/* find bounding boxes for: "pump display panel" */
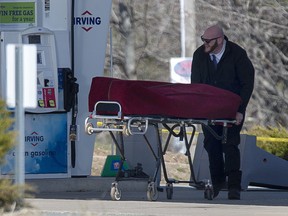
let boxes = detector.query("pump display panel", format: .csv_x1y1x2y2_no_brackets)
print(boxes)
28,35,41,44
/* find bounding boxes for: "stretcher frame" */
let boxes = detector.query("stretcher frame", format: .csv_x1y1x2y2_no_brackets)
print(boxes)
85,101,236,201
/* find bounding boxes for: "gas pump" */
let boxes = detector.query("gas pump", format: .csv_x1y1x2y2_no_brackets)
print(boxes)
22,27,58,113
0,0,113,178
0,0,72,178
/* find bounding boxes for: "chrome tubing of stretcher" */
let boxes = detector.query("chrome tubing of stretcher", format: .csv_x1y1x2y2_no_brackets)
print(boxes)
86,116,149,135
85,116,125,134
127,117,149,135
90,127,124,133
91,114,122,120
142,117,235,126
84,116,163,135
94,101,122,119
209,119,236,126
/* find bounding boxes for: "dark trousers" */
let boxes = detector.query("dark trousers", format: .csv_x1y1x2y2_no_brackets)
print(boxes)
202,122,243,190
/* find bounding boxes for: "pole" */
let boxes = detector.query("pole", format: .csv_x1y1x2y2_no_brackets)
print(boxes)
110,26,113,78
109,26,115,155
184,0,196,56
180,0,186,57
15,46,25,202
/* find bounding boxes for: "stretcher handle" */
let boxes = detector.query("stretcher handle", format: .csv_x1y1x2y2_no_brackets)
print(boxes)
127,117,149,135
94,101,122,119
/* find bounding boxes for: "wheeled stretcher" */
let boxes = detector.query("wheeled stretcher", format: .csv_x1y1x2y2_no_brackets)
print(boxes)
85,77,241,201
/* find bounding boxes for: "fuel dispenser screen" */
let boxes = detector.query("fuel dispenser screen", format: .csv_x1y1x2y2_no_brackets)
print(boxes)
28,35,41,44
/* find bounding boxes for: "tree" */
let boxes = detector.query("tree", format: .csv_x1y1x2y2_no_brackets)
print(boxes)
107,0,181,81
0,99,17,211
0,100,33,212
194,0,288,128
0,100,15,162
105,0,288,129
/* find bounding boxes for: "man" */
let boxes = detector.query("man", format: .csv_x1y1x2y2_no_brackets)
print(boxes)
191,24,254,200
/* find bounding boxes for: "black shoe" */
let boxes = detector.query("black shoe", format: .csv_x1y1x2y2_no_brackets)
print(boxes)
228,188,241,200
213,183,224,198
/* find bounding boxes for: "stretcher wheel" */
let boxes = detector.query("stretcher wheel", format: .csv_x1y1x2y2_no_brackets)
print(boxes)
147,182,158,201
204,188,213,200
204,180,213,200
110,183,121,201
85,123,93,135
166,183,173,199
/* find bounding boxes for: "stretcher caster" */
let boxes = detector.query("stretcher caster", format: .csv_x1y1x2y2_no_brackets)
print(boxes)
147,182,158,201
204,188,213,200
204,180,213,200
84,123,93,135
110,182,121,201
166,183,173,199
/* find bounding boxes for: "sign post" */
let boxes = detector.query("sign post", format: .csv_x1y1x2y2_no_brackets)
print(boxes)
6,44,37,201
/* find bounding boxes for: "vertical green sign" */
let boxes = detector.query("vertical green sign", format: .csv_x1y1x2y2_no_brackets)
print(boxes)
0,2,35,24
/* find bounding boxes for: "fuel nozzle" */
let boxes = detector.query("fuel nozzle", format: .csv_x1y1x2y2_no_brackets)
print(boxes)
69,125,77,141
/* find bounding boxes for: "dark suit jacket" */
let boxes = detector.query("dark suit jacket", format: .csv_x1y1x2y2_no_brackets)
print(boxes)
191,38,254,114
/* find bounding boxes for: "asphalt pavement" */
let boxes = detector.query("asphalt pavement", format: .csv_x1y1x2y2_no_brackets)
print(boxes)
4,177,288,216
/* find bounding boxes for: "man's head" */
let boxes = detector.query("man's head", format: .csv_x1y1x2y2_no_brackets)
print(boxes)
201,24,224,54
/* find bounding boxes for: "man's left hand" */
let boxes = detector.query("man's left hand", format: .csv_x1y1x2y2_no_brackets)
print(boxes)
235,112,243,125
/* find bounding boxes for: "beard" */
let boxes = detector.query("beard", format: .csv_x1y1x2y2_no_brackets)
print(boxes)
204,40,218,53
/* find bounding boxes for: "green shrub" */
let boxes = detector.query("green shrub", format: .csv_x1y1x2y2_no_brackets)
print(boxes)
245,125,288,160
0,100,34,212
0,100,15,162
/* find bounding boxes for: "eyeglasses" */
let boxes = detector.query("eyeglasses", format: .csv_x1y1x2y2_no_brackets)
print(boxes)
201,35,220,43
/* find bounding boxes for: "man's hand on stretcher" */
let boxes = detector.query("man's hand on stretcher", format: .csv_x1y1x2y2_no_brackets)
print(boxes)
235,112,243,125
